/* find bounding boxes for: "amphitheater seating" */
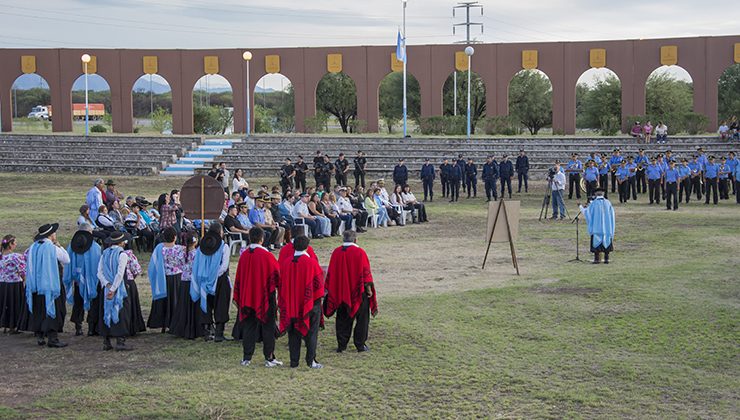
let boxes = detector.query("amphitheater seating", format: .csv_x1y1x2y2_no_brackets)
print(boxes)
0,135,198,176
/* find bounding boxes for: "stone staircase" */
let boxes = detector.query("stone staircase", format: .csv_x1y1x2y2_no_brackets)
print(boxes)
161,138,240,177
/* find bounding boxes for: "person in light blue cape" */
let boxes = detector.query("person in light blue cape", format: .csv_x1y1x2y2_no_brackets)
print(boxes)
190,222,232,342
579,188,615,264
63,226,102,336
25,223,70,348
97,231,133,351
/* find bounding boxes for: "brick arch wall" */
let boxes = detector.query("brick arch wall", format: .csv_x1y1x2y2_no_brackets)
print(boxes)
1,35,738,135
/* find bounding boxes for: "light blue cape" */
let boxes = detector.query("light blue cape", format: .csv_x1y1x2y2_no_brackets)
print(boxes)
63,242,102,310
582,197,615,249
189,244,224,313
25,240,61,318
101,247,128,327
147,243,168,301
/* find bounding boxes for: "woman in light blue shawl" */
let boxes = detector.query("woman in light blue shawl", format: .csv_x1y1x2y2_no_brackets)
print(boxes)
97,231,133,351
190,222,232,342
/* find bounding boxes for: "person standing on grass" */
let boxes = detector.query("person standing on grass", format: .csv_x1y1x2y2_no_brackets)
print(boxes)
727,151,738,196
704,156,719,205
191,223,232,342
646,157,663,205
465,158,478,198
733,156,740,204
609,148,623,194
678,158,692,204
233,227,283,368
566,153,583,200
439,158,451,199
448,161,462,202
324,230,378,354
583,160,599,199
515,149,529,193
278,235,325,369
353,151,367,190
97,231,133,351
482,155,499,202
688,155,703,201
499,154,514,200
147,227,183,333
86,179,105,222
718,157,731,200
578,188,615,264
615,160,630,204
598,153,610,198
25,223,70,348
420,158,435,202
63,225,102,337
0,235,26,335
664,160,680,211
393,158,409,188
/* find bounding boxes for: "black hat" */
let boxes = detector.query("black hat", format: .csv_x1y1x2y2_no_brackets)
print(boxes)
105,179,116,186
135,196,151,206
709,155,716,159
199,231,223,256
638,148,644,152
594,187,606,194
104,231,131,246
613,148,620,152
34,223,59,241
297,155,303,159
424,157,430,161
70,230,94,254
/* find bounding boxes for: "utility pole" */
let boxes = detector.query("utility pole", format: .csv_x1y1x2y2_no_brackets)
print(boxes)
452,1,483,45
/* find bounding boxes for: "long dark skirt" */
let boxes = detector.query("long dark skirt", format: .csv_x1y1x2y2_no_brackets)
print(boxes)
70,283,85,325
590,235,614,253
170,280,204,339
16,285,30,332
231,319,242,340
126,279,147,335
200,273,231,325
87,286,102,334
98,284,132,338
28,280,67,334
147,274,179,329
0,282,25,329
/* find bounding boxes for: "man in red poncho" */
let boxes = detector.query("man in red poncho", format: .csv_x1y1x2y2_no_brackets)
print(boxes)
233,227,282,367
278,235,325,369
278,226,317,264
324,230,377,353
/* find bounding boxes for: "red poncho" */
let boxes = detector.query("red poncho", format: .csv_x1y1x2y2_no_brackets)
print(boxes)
278,253,325,336
233,246,280,322
278,242,317,264
324,244,378,318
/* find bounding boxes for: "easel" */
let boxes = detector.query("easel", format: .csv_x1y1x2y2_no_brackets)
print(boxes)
482,199,520,275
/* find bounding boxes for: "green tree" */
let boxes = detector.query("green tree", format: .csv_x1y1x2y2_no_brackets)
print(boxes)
378,72,421,134
645,71,692,125
11,87,51,117
442,71,486,133
576,74,622,129
194,105,232,135
316,72,357,133
508,69,552,134
253,84,295,133
132,90,172,118
150,107,172,134
718,64,740,122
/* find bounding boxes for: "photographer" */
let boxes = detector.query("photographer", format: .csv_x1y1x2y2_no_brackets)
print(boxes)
548,162,567,220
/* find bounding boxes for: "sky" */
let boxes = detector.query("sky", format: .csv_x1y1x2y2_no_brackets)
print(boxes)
3,0,737,89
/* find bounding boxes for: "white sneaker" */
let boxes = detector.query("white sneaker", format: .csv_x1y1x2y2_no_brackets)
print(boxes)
265,358,283,368
240,359,251,366
309,361,323,369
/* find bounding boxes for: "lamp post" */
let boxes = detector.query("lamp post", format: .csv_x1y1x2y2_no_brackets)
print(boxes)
402,0,408,138
81,54,91,137
464,46,474,140
242,51,253,137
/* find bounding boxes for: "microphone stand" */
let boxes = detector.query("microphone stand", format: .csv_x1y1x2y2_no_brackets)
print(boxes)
568,207,585,263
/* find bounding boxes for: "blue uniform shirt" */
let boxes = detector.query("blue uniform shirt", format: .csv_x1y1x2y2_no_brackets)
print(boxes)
678,165,691,179
482,162,498,180
566,159,583,174
616,166,629,181
420,163,435,180
665,168,679,183
635,155,649,168
704,163,719,179
583,167,599,182
248,207,266,225
697,154,709,171
726,157,738,173
609,155,623,167
598,162,610,175
734,161,740,179
657,160,668,174
646,164,662,180
590,155,602,165
718,164,729,179
688,161,701,176
627,162,637,177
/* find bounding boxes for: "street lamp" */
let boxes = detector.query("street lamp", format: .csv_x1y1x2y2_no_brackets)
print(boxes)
81,54,91,137
464,46,474,140
242,51,253,137
402,0,408,138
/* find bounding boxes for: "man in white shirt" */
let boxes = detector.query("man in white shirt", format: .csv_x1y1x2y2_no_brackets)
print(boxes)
291,193,322,238
550,162,567,220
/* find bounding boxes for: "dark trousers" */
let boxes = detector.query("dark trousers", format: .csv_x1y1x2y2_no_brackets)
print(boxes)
636,170,646,193
484,179,497,200
731,175,737,195
705,178,718,204
585,180,597,198
618,181,629,203
440,178,448,197
335,294,370,351
303,218,321,237
628,177,637,200
287,300,321,368
466,176,477,197
280,179,292,196
666,182,678,210
611,172,617,193
648,179,661,204
262,227,279,247
241,295,276,362
679,179,691,203
517,171,529,192
500,177,512,198
353,210,368,228
661,179,666,200
736,180,740,203
599,174,609,198
449,179,460,201
335,173,347,187
719,179,729,199
691,176,702,200
354,172,365,189
422,178,434,200
568,174,581,199
295,177,307,193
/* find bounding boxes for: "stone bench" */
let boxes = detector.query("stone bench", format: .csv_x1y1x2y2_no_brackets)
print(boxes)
0,163,157,176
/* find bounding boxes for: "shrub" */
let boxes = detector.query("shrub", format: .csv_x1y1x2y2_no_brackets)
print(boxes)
598,116,621,136
304,113,328,134
483,116,521,136
417,116,466,135
90,124,107,133
682,112,709,135
349,119,367,134
150,107,172,134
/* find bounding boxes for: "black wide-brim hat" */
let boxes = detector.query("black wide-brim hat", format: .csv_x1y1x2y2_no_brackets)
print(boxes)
34,223,59,241
105,231,131,246
594,187,606,194
199,231,223,256
71,230,94,254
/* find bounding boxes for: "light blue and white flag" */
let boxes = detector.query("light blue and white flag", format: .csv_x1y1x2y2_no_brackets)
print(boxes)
396,30,406,62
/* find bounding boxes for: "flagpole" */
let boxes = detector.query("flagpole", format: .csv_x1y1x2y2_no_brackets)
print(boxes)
402,0,408,138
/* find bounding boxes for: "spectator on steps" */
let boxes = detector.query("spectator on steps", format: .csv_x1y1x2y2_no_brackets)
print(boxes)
233,168,249,198
630,121,643,140
655,121,668,144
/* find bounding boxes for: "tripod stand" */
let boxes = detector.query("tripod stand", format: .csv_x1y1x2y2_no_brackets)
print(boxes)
568,209,586,263
539,178,553,221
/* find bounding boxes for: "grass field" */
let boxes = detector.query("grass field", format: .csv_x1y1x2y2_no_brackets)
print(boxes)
0,173,738,418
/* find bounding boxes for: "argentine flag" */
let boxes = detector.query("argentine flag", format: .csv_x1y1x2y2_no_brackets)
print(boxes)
396,30,406,62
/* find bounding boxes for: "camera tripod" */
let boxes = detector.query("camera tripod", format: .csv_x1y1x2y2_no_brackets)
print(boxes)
539,177,569,221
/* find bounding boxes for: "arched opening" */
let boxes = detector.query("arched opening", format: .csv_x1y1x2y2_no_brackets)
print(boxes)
192,74,233,135
575,68,622,135
132,74,172,134
10,73,51,133
508,69,552,135
315,72,358,133
71,74,112,133
718,63,740,127
643,65,693,133
378,72,420,134
253,73,294,133
442,71,486,134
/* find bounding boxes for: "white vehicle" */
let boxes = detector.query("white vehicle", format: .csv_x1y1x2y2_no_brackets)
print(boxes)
28,105,50,120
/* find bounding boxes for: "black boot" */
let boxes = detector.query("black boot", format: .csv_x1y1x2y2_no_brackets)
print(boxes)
103,337,113,351
203,324,214,341
35,332,46,346
604,252,610,264
115,337,132,351
213,323,232,342
75,323,83,336
593,252,601,264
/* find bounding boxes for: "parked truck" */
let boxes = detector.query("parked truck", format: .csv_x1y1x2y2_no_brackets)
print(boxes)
27,104,106,121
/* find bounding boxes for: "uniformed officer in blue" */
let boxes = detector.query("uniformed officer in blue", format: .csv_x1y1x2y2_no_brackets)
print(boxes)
465,158,478,198
733,153,740,204
718,157,731,200
448,158,463,202
656,154,668,200
626,156,638,201
482,155,499,202
697,147,709,195
420,158,436,202
583,159,599,199
615,160,630,203
566,153,583,200
392,158,408,187
515,149,530,193
634,149,649,194
609,149,624,194
456,154,467,194
439,158,451,198
688,155,703,201
678,158,692,203
664,160,680,210
598,153,610,197
498,154,514,199
704,155,719,205
646,156,662,205
727,151,738,196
